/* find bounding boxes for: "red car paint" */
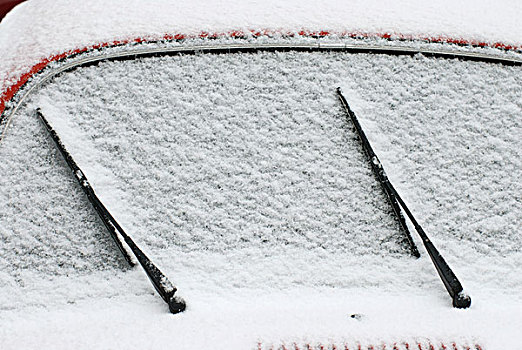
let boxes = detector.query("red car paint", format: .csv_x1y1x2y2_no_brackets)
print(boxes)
0,0,25,22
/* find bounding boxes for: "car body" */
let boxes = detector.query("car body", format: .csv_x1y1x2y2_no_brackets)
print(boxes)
0,1,520,349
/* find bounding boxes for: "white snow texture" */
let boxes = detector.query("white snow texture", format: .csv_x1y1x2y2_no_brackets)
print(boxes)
0,1,521,350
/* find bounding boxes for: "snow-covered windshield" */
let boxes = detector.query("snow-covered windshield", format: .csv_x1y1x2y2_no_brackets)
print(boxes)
0,47,520,348
2,49,519,278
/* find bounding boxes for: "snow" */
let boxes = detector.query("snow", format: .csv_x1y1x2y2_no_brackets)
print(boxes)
4,290,520,349
0,1,521,349
1,0,522,99
1,46,521,348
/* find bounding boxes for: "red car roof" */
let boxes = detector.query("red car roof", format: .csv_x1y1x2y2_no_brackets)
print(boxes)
0,0,25,22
